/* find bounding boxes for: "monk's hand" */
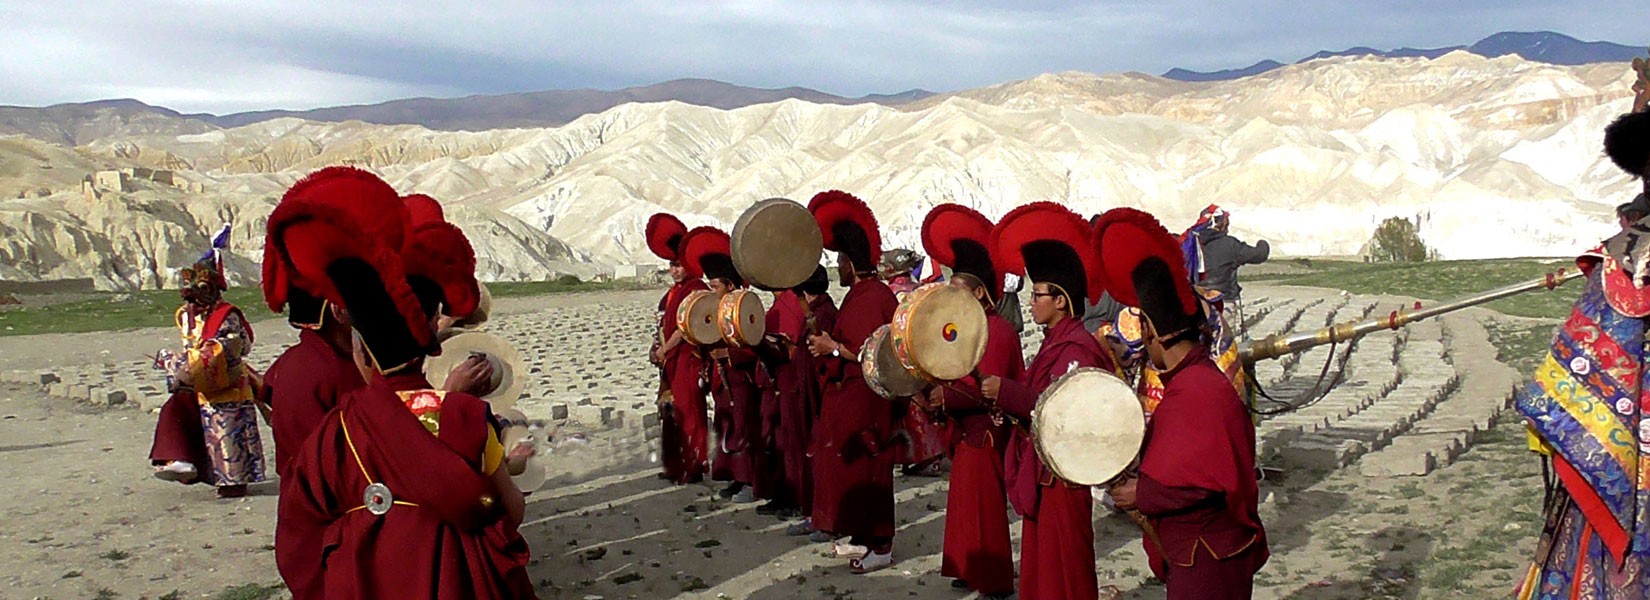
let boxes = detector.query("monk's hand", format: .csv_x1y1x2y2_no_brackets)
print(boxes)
1110,477,1139,511
921,386,945,411
981,376,1002,400
808,333,836,357
444,355,495,396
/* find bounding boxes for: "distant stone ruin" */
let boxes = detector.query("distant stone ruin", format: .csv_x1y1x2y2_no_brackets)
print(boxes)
80,167,203,200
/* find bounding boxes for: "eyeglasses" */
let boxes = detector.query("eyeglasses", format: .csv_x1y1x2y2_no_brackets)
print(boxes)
1030,292,1059,299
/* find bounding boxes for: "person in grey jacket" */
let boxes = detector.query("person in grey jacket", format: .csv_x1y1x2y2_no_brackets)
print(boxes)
1195,212,1269,303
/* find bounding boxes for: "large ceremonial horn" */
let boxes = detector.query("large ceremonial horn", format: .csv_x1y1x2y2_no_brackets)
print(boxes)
1240,267,1582,364
424,330,527,411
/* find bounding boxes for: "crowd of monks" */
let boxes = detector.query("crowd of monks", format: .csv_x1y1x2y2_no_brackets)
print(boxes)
123,57,1650,600
648,192,1269,599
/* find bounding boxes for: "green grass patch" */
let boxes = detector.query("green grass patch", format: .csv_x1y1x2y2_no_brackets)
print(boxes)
1252,258,1579,319
487,278,659,298
0,279,663,337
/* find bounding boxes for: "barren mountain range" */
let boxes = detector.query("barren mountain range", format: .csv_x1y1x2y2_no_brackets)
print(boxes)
0,50,1643,290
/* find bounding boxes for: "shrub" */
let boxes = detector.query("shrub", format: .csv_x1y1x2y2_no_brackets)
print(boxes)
1367,216,1434,262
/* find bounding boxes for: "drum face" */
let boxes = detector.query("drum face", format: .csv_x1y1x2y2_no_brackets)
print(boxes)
718,290,767,346
891,283,988,381
732,198,823,290
1033,368,1145,486
864,325,926,399
677,291,722,345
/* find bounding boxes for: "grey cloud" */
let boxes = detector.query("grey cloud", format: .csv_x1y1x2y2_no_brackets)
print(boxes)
1,0,1644,114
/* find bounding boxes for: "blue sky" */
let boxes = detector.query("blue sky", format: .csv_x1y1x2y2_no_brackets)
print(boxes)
2,0,1645,114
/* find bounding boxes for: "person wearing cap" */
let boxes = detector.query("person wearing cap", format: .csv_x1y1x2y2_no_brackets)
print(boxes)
1511,90,1650,599
917,204,1022,599
1617,194,1649,231
646,213,712,485
784,265,839,538
1097,208,1268,599
148,250,266,500
980,201,1114,600
879,247,950,478
681,226,768,504
268,167,535,600
1192,205,1269,311
805,190,903,573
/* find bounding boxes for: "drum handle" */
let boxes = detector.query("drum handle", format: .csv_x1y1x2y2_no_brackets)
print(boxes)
1124,509,1166,557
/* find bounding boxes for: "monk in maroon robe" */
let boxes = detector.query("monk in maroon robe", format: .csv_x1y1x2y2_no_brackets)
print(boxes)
780,268,838,534
807,190,901,573
1098,208,1267,599
753,286,809,514
984,202,1115,600
263,287,361,485
919,203,1021,598
647,214,710,484
266,166,535,600
680,226,767,501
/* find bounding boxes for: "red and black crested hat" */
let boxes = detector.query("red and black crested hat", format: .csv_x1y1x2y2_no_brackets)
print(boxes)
1092,207,1202,337
680,226,743,287
922,203,1000,304
646,213,690,263
400,194,480,321
266,166,431,373
991,202,1100,317
808,190,881,273
263,166,409,315
1605,111,1650,179
402,193,446,226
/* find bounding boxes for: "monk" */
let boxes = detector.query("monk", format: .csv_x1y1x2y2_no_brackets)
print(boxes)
753,278,810,517
268,166,535,599
1098,207,1268,599
807,190,901,572
785,266,839,537
673,226,764,502
983,202,1114,600
263,287,360,484
646,213,711,484
880,248,949,477
920,203,1021,599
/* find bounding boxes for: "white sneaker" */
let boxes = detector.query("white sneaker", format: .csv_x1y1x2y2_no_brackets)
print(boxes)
850,550,893,573
832,541,868,559
154,461,197,483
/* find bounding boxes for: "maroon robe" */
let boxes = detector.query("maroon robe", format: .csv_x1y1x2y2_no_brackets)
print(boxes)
266,329,362,483
658,279,710,483
936,312,1023,596
754,290,811,504
707,341,762,484
149,301,254,483
798,294,839,514
1136,348,1268,597
276,371,535,600
997,317,1112,600
810,278,900,541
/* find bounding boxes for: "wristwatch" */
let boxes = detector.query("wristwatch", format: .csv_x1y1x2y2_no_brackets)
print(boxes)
831,343,841,357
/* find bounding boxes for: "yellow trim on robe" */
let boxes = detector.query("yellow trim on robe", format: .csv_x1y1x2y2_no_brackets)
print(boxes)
1531,353,1636,472
482,427,504,476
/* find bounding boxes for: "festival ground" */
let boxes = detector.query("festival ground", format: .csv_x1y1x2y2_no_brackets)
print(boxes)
0,261,1569,599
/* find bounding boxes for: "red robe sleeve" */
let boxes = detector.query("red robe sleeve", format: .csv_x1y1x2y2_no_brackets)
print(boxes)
1135,472,1222,517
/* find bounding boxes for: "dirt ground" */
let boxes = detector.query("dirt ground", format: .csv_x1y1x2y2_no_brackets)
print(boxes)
0,285,1555,600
